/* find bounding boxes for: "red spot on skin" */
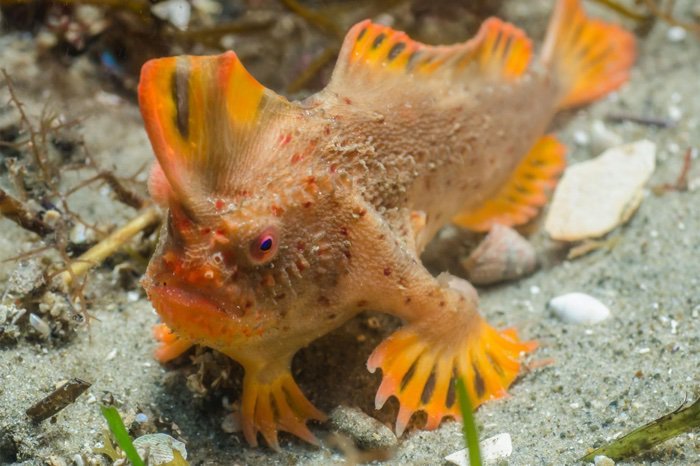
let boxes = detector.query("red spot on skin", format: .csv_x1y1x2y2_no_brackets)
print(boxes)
291,153,302,164
303,176,317,193
302,201,312,208
339,227,348,236
270,204,283,216
305,139,319,153
329,164,337,173
343,97,352,105
383,267,392,276
201,227,211,234
295,259,306,271
323,126,331,135
296,241,305,251
262,274,275,287
215,199,225,210
279,134,292,146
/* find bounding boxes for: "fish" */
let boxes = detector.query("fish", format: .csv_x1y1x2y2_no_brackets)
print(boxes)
138,0,635,449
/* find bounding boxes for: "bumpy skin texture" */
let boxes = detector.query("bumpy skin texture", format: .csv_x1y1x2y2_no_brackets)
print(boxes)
139,0,634,449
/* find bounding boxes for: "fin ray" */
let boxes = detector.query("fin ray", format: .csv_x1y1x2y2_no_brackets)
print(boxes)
541,0,636,109
453,135,566,232
328,18,533,95
138,52,291,215
369,318,536,435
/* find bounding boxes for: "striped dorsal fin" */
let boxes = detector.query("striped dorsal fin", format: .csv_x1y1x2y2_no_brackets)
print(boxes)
139,52,291,217
327,18,533,91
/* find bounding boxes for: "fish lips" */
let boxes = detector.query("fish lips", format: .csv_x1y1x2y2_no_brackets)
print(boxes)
142,275,268,350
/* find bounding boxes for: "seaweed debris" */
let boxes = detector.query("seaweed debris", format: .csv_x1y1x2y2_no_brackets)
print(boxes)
0,70,158,343
25,378,91,422
580,396,700,462
593,0,700,36
0,0,504,95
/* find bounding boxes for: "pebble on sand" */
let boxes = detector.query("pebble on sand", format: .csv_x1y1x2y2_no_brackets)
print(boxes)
549,292,611,325
328,405,398,450
545,140,656,241
445,432,513,465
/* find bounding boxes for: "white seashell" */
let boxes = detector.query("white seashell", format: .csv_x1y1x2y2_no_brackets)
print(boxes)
29,312,51,337
545,140,656,241
133,433,187,465
594,455,616,466
549,292,610,324
151,0,191,30
461,224,537,285
445,433,513,465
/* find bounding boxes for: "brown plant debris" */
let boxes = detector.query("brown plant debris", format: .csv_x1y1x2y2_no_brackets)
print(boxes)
26,377,92,422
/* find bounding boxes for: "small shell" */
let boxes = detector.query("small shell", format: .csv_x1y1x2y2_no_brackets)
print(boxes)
133,433,188,466
545,140,656,241
461,224,537,285
548,292,610,324
29,312,51,338
445,433,513,465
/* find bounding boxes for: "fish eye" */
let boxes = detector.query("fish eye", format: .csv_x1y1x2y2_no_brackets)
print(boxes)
249,226,278,264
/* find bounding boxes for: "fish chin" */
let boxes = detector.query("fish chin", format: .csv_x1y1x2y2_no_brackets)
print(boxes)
143,276,266,351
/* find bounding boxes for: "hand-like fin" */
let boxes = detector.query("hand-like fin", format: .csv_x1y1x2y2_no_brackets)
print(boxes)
368,316,536,435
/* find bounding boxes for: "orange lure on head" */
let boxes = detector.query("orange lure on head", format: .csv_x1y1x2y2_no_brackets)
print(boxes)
138,0,634,449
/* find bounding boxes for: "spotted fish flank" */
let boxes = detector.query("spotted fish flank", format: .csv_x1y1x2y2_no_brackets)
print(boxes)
139,0,635,449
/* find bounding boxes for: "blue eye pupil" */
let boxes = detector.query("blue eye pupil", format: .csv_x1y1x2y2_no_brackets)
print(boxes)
260,238,273,251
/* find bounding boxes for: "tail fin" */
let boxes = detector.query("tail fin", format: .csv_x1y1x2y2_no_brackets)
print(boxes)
540,0,635,109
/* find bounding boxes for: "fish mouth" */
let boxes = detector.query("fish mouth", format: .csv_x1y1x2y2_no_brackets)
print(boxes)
142,275,267,349
146,280,224,331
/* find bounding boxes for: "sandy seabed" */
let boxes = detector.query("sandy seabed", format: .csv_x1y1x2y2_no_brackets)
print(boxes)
0,1,699,464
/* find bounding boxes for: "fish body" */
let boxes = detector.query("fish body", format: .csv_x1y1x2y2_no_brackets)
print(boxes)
139,0,634,448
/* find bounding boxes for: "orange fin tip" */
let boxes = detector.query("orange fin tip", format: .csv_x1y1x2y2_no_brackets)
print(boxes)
138,52,289,212
453,135,566,232
239,371,326,449
368,319,536,436
152,323,193,362
328,16,532,91
541,0,636,109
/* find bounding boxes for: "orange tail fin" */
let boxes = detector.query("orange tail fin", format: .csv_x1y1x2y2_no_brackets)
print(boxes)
540,0,636,109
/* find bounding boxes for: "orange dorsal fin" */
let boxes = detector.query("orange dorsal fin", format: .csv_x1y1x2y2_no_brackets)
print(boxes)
453,135,566,232
138,52,291,215
541,0,636,109
327,18,532,92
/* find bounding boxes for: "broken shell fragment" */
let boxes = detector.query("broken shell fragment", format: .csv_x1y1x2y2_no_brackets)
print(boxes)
445,432,513,465
133,433,188,465
545,140,656,241
548,292,610,324
461,224,537,285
